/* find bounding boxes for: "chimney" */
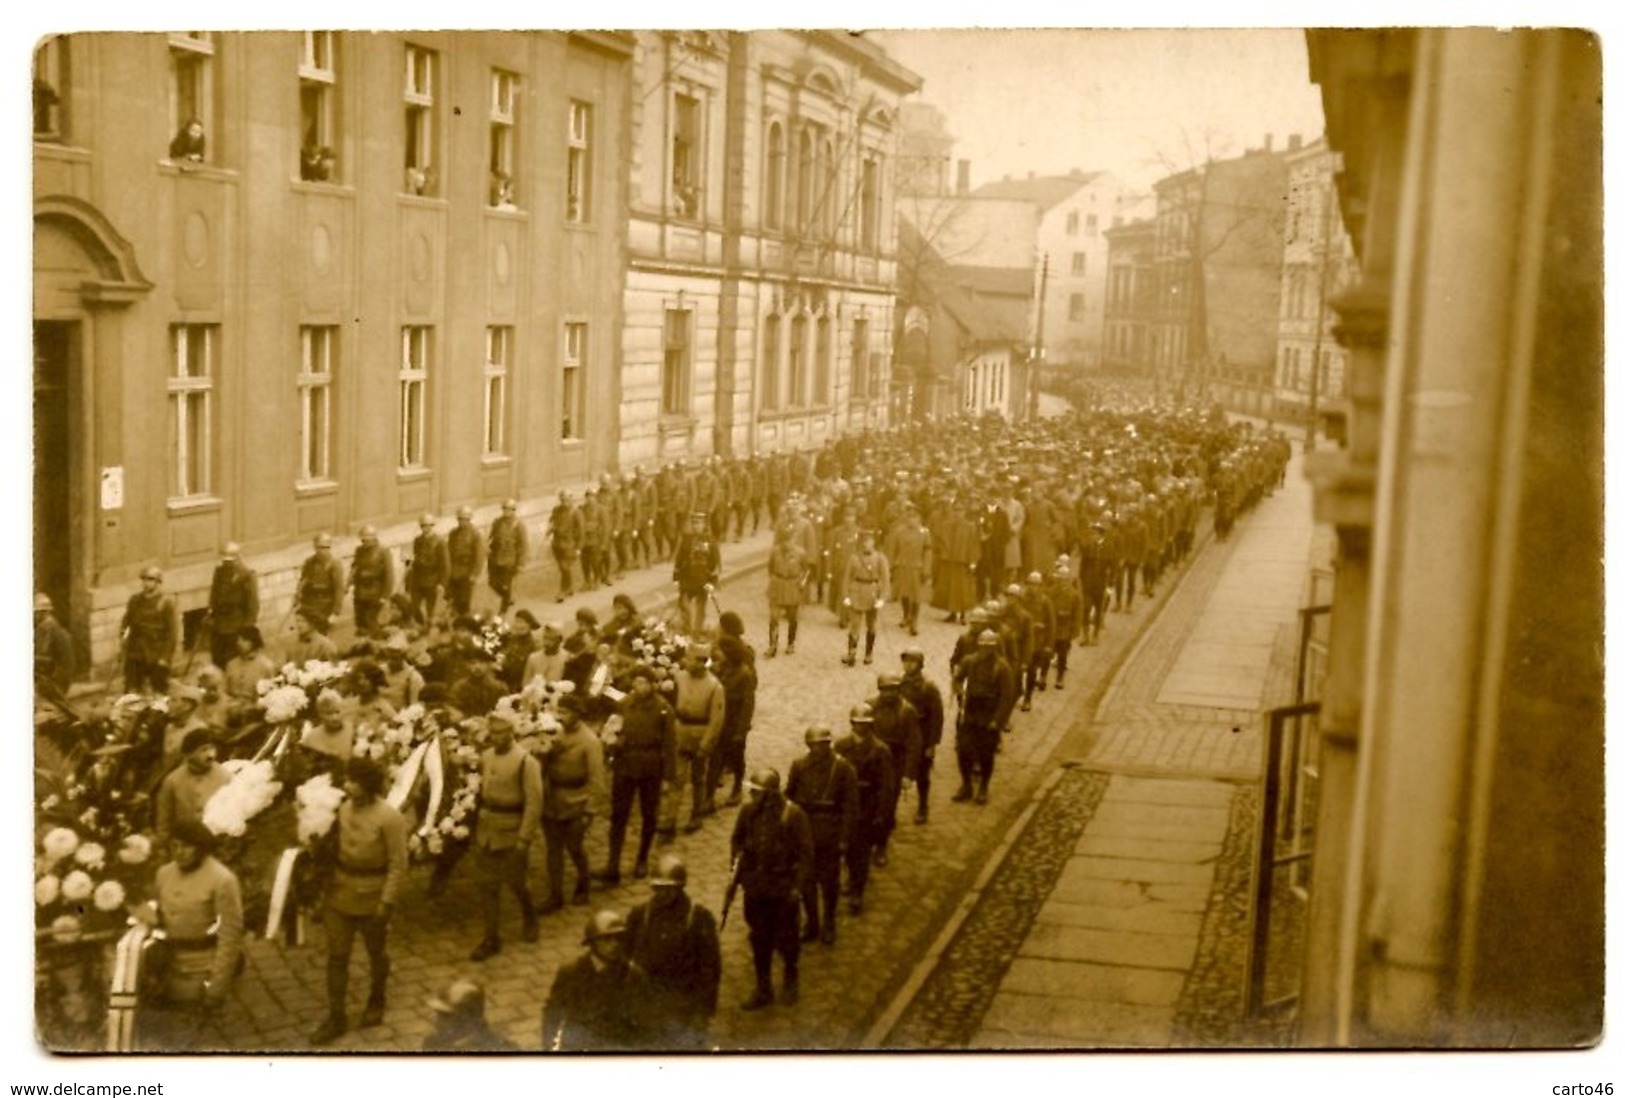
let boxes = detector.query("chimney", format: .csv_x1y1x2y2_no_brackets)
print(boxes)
1263,132,1274,152
1288,133,1303,151
1027,171,1035,179
957,159,971,195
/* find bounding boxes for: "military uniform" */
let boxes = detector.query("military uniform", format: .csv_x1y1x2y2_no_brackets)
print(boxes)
486,509,528,614
122,582,178,694
348,539,395,634
785,745,858,943
446,517,486,616
407,523,450,626
834,726,894,911
298,549,345,632
468,740,542,955
625,891,722,1050
319,795,408,1038
729,788,813,1007
952,642,1017,804
841,540,890,666
548,498,582,599
207,556,260,669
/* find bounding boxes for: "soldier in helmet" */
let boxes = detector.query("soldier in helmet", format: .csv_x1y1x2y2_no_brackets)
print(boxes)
407,514,450,627
548,491,582,602
422,977,517,1052
897,647,946,824
347,526,395,636
206,542,259,670
951,630,1017,805
868,673,921,866
785,724,858,946
541,909,653,1051
297,533,345,634
486,499,528,615
624,853,722,1049
446,506,486,617
834,704,895,915
729,768,813,1010
1046,560,1083,687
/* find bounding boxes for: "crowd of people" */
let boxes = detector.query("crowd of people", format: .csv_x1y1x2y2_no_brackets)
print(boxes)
37,398,1293,1052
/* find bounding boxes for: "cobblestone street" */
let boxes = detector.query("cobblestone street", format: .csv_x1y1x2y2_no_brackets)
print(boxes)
149,482,1207,1054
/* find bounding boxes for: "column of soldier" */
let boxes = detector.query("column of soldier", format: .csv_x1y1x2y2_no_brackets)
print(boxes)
108,405,1289,1051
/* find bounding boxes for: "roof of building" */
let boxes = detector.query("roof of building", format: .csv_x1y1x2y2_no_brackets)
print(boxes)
970,172,1103,210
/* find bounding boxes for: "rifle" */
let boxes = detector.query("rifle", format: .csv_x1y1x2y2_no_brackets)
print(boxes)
719,854,742,930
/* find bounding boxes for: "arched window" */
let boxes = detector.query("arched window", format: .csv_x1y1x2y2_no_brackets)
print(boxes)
764,122,785,232
821,135,837,237
761,312,780,411
795,127,815,232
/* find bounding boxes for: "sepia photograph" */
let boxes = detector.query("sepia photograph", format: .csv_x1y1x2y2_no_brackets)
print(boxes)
17,7,1611,1091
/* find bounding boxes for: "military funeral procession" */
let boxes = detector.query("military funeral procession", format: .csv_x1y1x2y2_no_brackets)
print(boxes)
29,25,1602,1065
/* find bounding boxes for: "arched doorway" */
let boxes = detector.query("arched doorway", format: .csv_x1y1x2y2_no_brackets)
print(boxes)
33,196,151,675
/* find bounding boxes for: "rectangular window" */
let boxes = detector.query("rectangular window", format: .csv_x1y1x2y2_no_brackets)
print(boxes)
1086,214,1099,235
788,315,807,408
484,326,511,456
298,326,335,482
671,92,701,218
851,318,869,401
760,314,780,411
299,32,338,181
168,33,214,163
566,100,592,222
1065,210,1079,235
33,37,67,142
403,45,437,196
561,322,587,441
814,315,831,405
859,155,880,251
764,123,785,232
1069,293,1087,321
490,69,517,207
399,326,430,469
662,309,691,417
1071,252,1087,276
168,324,215,499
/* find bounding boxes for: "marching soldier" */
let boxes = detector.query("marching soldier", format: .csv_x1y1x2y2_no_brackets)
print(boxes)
548,491,582,601
672,512,721,635
542,910,653,1051
596,665,676,884
1019,571,1056,704
834,704,894,915
347,526,395,636
310,758,408,1046
841,528,890,668
765,523,808,658
897,647,946,824
883,503,930,636
407,514,450,627
951,630,1017,806
730,768,814,1010
868,674,921,865
465,709,542,961
206,542,259,670
122,565,179,694
625,854,722,1050
1077,519,1112,645
297,533,345,634
486,499,528,615
445,507,486,617
785,725,858,945
1047,559,1083,687
578,488,607,591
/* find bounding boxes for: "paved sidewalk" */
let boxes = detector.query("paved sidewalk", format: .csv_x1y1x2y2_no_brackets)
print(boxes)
885,452,1318,1049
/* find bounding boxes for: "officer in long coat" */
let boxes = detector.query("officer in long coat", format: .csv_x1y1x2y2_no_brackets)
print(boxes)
548,492,582,601
882,504,929,636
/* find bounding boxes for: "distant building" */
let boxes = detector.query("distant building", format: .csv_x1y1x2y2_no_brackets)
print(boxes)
895,218,1032,421
1148,139,1292,415
617,31,921,466
895,101,955,198
1101,217,1156,376
1273,138,1356,432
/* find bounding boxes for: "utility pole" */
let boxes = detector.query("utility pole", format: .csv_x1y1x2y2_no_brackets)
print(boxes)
1029,251,1048,422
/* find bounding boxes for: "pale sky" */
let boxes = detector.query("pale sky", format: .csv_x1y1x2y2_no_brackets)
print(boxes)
868,28,1327,193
